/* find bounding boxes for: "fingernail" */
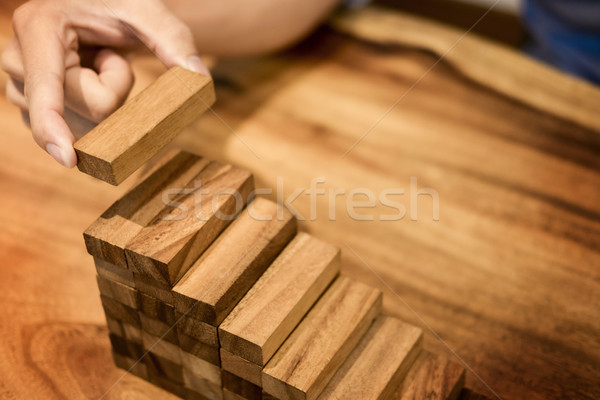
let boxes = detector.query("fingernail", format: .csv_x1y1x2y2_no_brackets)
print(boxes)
186,56,211,76
46,143,72,168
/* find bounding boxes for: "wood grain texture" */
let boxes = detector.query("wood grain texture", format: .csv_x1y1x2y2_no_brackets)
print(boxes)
223,388,247,400
125,162,254,285
219,233,340,366
180,350,222,385
317,315,423,400
112,350,150,381
174,311,219,347
95,257,135,287
84,151,210,267
178,332,221,366
141,330,182,365
331,6,600,134
134,273,176,306
222,371,262,400
101,295,140,327
139,313,179,345
138,291,177,326
96,275,138,309
74,66,215,185
393,352,465,400
220,348,262,387
182,368,223,400
262,276,383,400
173,197,297,325
1,2,599,399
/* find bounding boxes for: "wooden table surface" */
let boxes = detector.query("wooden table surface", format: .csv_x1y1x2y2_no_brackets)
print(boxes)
1,3,599,400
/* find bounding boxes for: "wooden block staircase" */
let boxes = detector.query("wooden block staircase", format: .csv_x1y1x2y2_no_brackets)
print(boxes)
84,151,467,400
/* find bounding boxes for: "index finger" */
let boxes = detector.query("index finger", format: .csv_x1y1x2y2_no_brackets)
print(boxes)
13,3,77,167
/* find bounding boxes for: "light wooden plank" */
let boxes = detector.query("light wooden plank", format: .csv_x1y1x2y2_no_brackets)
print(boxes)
219,233,340,366
393,352,465,400
182,368,223,400
74,66,215,185
125,162,254,285
96,274,138,309
174,311,219,347
180,350,222,385
318,316,422,400
262,276,382,400
84,151,211,267
142,331,182,365
173,197,297,325
220,348,262,387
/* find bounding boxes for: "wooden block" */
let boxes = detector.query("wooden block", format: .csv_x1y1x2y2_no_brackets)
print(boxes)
101,295,140,327
145,352,184,384
262,277,382,400
392,352,465,400
187,388,223,400
173,197,297,325
142,330,182,364
138,291,177,326
74,66,215,185
109,334,145,359
180,350,222,385
122,323,143,344
219,233,340,366
222,371,262,400
112,350,149,380
134,273,176,306
125,162,254,285
105,315,124,337
318,316,423,400
175,311,219,347
96,274,138,309
183,369,223,400
262,391,278,400
220,348,262,387
140,313,179,345
84,151,211,267
222,389,246,400
148,371,188,398
178,332,221,366
95,257,135,287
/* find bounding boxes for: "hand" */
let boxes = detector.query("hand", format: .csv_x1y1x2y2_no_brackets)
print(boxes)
1,0,209,167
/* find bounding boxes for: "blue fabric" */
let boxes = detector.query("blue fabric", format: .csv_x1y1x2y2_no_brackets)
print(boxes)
523,0,600,84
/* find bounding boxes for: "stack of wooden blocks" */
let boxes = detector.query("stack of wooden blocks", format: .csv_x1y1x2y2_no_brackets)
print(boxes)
84,150,466,400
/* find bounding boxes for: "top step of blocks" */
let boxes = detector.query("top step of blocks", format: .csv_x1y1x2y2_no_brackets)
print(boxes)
74,67,215,185
84,150,254,286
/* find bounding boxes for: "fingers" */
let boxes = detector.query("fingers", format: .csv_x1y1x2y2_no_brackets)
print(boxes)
13,3,77,167
64,49,134,122
119,1,210,75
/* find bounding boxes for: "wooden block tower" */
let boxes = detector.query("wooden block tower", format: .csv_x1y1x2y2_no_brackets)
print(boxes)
80,68,468,400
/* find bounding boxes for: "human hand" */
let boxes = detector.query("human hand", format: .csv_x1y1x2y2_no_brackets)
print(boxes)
1,0,209,167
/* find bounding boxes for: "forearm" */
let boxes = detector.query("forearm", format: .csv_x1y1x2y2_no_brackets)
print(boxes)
165,0,343,56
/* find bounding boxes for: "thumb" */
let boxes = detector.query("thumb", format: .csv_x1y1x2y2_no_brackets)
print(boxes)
121,2,210,75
